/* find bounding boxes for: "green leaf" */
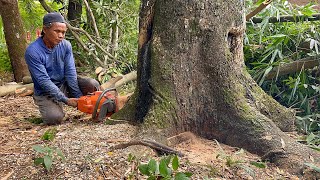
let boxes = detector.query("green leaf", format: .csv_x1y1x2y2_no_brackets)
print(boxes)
138,164,150,175
127,153,135,162
32,145,45,153
41,128,57,141
172,155,179,171
163,155,172,166
250,161,267,168
309,145,320,152
55,148,65,161
174,172,190,180
184,172,193,177
304,163,320,172
146,176,156,180
43,155,53,171
148,159,158,174
159,159,171,177
34,158,44,166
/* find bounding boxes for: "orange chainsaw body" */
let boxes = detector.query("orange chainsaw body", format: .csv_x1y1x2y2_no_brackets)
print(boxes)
77,91,118,116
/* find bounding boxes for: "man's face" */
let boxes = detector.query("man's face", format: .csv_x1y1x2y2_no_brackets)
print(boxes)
43,22,67,47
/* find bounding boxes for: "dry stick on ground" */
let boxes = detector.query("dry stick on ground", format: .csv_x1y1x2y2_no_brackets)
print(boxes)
0,83,33,97
0,170,14,180
108,139,184,156
108,166,122,177
246,0,272,21
100,71,137,90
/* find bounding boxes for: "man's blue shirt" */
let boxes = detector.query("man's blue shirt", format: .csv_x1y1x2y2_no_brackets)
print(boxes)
25,37,83,103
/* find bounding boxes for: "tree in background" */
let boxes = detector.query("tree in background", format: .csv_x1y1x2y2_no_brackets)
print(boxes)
0,0,30,82
115,0,320,176
67,0,82,27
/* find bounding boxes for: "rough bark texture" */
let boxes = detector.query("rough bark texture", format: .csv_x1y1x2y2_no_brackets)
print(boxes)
67,0,82,27
0,0,30,82
115,0,320,176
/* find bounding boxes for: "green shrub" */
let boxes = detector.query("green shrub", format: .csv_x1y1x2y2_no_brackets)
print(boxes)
0,44,12,72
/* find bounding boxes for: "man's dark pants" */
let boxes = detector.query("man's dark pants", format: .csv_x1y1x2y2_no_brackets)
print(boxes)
33,77,100,125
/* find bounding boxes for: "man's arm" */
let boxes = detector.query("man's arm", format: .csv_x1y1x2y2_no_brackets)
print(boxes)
64,41,83,98
25,50,69,103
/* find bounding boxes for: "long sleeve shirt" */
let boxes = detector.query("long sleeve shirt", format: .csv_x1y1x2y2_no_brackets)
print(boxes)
25,37,83,103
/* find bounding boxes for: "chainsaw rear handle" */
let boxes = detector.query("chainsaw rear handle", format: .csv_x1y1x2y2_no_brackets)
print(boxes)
92,87,116,120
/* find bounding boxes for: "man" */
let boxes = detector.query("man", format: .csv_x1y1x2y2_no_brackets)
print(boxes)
25,12,100,125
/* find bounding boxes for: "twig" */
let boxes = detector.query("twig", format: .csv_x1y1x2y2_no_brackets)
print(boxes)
109,139,184,156
246,0,272,21
1,169,13,180
83,0,100,39
38,0,119,66
68,25,121,64
67,26,106,67
109,166,121,177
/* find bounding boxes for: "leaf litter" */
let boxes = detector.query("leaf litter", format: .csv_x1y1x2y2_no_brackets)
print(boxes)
0,96,299,179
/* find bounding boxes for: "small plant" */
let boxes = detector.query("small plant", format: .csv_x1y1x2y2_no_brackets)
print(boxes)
32,145,65,171
215,140,257,178
138,155,192,180
41,128,58,141
26,116,43,124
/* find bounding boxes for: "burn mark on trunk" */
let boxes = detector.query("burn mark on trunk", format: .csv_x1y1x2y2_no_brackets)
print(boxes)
136,0,156,122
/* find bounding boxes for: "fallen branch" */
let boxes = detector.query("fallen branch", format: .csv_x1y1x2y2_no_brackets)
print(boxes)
108,139,184,156
100,71,137,90
246,0,272,21
249,13,320,24
114,71,137,89
0,83,33,97
265,57,320,80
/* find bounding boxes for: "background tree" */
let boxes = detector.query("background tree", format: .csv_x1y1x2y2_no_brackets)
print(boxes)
115,0,320,176
0,0,30,82
67,0,82,27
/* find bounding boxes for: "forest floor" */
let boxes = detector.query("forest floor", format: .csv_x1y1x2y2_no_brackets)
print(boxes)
0,72,304,180
0,96,303,180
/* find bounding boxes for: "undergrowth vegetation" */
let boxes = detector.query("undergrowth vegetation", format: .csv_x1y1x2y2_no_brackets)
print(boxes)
0,0,319,167
245,0,320,148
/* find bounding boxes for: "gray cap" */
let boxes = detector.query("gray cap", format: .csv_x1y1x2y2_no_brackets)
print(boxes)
43,12,66,25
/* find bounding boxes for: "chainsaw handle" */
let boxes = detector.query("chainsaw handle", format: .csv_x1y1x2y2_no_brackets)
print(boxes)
92,87,116,120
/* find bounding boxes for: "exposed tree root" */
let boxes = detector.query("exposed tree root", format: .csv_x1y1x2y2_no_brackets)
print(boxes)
108,139,184,156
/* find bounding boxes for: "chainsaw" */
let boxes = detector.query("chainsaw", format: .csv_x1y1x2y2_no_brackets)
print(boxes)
77,88,118,121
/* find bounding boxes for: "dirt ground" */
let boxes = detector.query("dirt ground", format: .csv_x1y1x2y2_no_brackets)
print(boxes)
0,94,303,180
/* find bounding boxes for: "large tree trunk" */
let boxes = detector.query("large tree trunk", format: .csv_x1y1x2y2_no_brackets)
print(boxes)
115,0,320,176
0,0,30,82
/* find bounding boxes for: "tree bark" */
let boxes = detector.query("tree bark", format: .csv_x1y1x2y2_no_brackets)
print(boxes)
115,0,320,176
0,0,30,82
67,0,82,27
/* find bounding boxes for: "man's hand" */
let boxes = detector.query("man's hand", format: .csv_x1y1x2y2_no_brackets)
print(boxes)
66,98,78,107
